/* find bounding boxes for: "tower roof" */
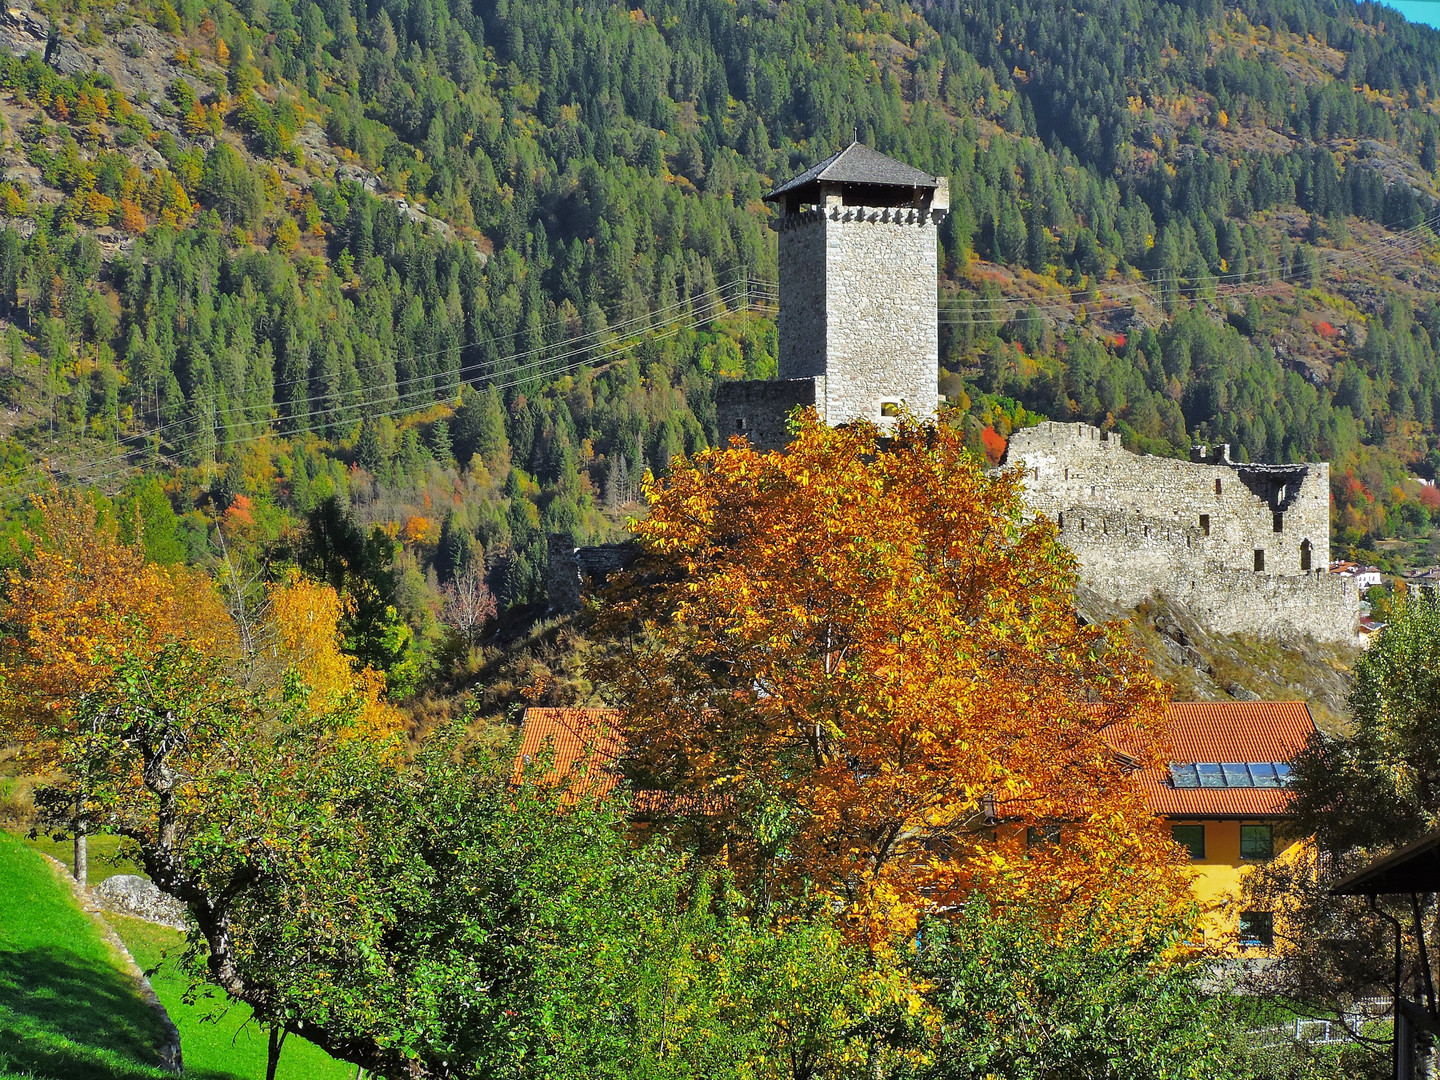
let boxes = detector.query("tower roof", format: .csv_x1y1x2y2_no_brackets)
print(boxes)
764,142,939,204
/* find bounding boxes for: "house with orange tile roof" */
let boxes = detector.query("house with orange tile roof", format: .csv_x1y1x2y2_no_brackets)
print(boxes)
1134,701,1317,952
516,701,1316,950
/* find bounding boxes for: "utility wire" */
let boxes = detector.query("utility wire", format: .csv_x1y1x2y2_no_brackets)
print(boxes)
17,208,1438,506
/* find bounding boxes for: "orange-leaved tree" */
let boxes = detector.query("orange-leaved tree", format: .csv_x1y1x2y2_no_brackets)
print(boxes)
0,490,233,885
593,412,1187,944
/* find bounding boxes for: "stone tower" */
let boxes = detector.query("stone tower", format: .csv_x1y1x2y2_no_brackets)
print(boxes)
718,143,948,449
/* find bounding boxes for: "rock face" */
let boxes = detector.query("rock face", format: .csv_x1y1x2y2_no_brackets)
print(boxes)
95,874,188,930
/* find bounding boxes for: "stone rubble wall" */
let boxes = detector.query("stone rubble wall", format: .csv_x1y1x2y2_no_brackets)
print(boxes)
1003,422,1357,643
547,537,643,615
715,377,822,454
776,214,828,382
1006,422,1330,576
777,204,943,427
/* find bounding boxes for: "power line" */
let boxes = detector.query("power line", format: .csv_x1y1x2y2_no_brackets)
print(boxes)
17,208,1438,507
3,279,764,507
17,276,759,497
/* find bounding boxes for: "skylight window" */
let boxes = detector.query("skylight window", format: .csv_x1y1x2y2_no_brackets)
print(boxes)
1168,763,1293,789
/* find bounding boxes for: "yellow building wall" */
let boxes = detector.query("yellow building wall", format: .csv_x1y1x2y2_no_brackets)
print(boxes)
1171,818,1303,950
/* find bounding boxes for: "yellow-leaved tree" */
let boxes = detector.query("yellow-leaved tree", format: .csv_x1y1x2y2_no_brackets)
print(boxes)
255,571,405,740
0,490,233,884
593,413,1189,945
0,492,404,887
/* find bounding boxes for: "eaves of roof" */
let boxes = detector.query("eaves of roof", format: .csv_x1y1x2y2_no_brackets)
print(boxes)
765,142,938,202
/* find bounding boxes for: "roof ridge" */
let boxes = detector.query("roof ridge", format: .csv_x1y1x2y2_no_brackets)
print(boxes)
765,142,938,202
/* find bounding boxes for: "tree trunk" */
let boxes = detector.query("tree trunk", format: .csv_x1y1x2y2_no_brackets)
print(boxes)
266,1024,288,1080
73,794,87,889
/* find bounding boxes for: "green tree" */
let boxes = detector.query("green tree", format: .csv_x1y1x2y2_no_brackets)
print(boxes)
1237,599,1440,1073
200,144,264,230
1289,597,1440,852
918,895,1233,1080
452,384,510,470
115,477,184,565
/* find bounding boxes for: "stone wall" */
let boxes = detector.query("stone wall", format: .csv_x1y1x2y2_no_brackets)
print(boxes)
715,377,822,454
1002,422,1357,643
776,213,828,381
776,201,943,427
1006,422,1330,576
546,536,642,614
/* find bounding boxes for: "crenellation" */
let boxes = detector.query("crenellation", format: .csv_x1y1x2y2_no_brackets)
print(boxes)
1003,422,1356,642
722,143,947,451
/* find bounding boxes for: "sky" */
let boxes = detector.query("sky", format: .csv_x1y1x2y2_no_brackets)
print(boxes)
1386,1,1440,28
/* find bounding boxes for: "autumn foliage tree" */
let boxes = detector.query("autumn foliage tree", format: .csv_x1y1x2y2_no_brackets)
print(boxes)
0,490,231,884
0,490,414,1075
594,413,1186,943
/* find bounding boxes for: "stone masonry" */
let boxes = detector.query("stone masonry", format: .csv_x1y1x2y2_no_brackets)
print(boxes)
1002,422,1359,643
717,143,947,451
546,535,640,614
774,203,943,422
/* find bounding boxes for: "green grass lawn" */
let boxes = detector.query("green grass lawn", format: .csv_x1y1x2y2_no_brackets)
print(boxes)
106,914,353,1080
0,830,352,1080
22,831,144,885
0,830,170,1080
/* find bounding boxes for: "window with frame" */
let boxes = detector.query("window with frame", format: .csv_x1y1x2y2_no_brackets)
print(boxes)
1238,910,1274,948
880,400,902,418
1171,824,1205,860
1026,824,1062,848
1240,824,1274,860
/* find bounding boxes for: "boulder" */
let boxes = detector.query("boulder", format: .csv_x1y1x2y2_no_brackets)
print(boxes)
94,874,188,930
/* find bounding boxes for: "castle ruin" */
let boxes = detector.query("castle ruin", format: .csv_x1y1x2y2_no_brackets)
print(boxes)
716,142,948,448
1002,423,1359,643
551,144,1359,643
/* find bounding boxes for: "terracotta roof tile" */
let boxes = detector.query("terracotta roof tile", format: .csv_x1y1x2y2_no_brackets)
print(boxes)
515,707,714,816
518,702,1317,821
514,706,624,797
1137,702,1317,818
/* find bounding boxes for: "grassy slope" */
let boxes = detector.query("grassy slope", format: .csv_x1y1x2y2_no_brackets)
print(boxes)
22,832,143,886
0,830,169,1080
105,914,351,1080
0,830,349,1080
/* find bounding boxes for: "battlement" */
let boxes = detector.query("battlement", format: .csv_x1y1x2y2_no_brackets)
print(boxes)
775,204,949,231
1004,423,1355,642
1019,421,1128,450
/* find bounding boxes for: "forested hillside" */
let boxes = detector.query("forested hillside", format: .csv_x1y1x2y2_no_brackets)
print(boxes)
0,0,1438,701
